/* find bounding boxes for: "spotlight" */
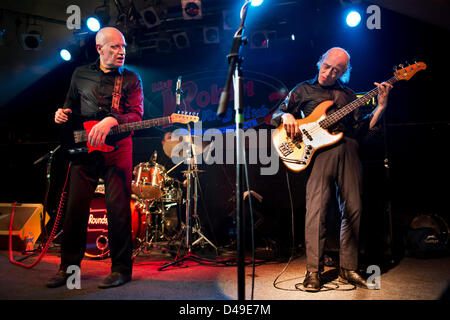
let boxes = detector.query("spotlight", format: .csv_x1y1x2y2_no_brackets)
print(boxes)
86,17,101,32
203,27,219,44
182,0,202,20
251,0,264,6
346,11,361,27
21,31,42,50
140,7,160,29
60,49,72,61
173,32,190,49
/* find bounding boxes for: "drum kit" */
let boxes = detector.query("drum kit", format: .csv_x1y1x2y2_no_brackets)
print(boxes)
85,132,217,260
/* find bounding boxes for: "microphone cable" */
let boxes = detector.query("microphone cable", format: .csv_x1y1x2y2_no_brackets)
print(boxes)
272,166,298,290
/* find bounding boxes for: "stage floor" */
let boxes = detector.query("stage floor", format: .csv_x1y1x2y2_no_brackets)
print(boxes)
1,245,449,301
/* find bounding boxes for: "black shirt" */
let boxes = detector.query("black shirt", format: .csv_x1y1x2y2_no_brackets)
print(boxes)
272,76,369,141
64,59,144,124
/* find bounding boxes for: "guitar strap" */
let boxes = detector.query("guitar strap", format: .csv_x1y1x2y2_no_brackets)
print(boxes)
111,73,124,113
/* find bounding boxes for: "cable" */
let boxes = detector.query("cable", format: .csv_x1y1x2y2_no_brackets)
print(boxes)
272,166,297,290
272,167,357,293
9,162,71,268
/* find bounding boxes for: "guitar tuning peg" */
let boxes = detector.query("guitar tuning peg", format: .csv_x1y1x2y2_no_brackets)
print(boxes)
405,61,409,66
393,66,398,71
398,64,404,68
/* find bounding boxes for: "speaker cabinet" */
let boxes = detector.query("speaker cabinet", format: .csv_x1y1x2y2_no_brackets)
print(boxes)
0,203,49,251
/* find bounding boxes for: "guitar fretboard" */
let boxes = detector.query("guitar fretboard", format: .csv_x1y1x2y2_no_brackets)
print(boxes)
319,76,398,129
74,116,172,143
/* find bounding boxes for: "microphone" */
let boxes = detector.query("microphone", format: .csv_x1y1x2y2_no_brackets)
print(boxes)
151,150,158,163
176,76,182,107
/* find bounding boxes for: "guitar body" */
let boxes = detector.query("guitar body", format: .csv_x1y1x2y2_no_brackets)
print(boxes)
272,100,343,172
83,121,117,153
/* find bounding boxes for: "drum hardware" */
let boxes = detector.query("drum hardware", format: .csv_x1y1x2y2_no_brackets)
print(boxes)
131,198,171,258
159,91,218,271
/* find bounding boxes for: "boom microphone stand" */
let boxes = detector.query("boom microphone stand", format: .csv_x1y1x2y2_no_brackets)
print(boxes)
216,0,251,301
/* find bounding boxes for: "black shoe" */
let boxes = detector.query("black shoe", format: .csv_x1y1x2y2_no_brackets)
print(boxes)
46,269,70,288
303,271,321,292
98,272,131,289
338,268,369,289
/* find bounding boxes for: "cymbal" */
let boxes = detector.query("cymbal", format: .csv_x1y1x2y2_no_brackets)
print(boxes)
162,132,211,158
181,168,205,174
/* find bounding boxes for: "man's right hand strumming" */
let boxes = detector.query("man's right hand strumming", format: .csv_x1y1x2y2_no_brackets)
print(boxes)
281,113,299,140
55,108,72,124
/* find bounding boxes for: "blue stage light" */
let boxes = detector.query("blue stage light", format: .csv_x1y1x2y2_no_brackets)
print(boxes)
86,17,101,32
251,0,264,7
346,11,361,27
60,49,72,61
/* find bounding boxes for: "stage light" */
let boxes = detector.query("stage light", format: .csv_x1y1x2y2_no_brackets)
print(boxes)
86,17,101,32
60,49,72,61
140,7,160,29
251,0,264,7
203,27,220,44
182,0,202,20
291,34,295,41
346,11,361,27
173,32,190,49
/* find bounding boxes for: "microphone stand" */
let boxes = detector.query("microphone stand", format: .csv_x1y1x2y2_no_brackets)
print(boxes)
158,76,217,271
216,1,251,301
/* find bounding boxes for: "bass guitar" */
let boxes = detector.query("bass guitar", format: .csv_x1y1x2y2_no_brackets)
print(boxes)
272,62,426,172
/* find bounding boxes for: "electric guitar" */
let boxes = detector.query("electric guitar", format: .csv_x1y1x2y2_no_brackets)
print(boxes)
272,62,427,172
62,112,199,154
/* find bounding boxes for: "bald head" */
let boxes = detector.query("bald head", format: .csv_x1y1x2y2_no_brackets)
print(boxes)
317,47,352,85
95,27,125,46
95,27,127,71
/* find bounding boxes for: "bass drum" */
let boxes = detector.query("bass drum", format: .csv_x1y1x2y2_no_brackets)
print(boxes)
85,195,150,258
85,192,110,258
130,199,150,247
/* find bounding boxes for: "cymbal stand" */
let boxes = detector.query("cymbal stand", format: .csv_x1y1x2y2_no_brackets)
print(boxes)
132,199,167,258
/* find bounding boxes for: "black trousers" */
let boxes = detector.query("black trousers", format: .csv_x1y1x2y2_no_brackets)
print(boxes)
304,137,362,272
60,137,133,275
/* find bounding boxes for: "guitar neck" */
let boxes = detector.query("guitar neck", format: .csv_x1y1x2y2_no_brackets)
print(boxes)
320,76,398,129
109,116,172,135
74,116,172,143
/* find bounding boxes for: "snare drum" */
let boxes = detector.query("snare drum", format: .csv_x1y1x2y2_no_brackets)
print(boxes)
132,162,166,200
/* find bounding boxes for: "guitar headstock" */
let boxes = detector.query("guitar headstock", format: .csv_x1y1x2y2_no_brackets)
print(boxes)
394,61,427,81
170,111,200,124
